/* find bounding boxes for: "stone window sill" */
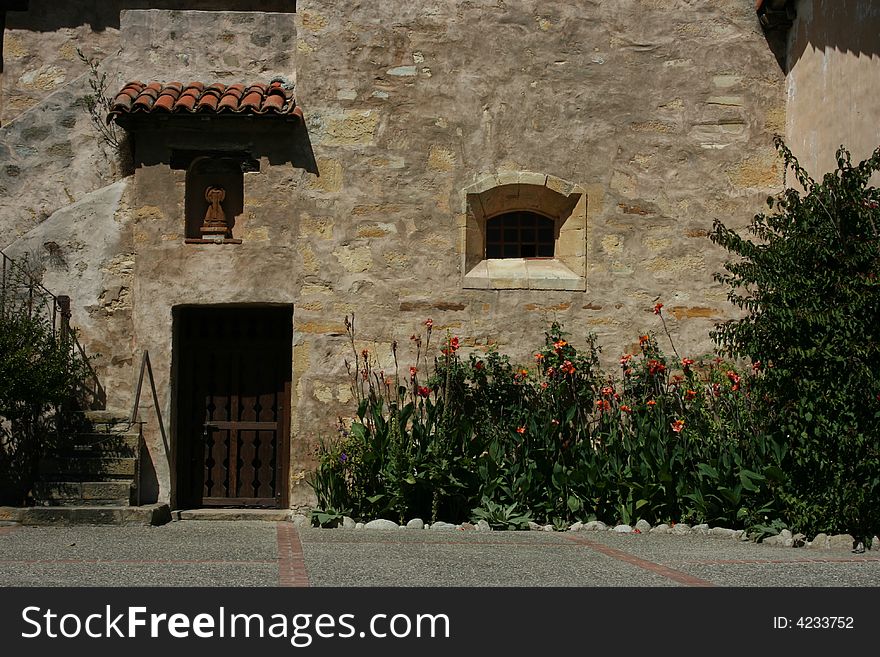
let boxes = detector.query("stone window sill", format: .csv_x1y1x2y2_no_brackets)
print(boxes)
184,238,243,244
463,258,585,291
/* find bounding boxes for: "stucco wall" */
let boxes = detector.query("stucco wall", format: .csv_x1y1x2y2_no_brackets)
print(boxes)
1,180,136,408
786,0,880,176
0,5,298,247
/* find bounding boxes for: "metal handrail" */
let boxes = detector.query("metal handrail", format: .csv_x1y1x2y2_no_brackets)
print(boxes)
0,249,105,409
129,350,171,468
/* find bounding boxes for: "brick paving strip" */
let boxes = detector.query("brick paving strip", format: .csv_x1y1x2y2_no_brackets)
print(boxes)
564,534,716,587
298,530,717,586
276,522,310,587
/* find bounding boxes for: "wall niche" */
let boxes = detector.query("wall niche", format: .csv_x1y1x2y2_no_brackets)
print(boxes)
171,150,259,243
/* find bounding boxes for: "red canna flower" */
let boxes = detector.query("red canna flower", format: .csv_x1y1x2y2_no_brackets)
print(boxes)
410,366,418,379
681,358,695,368
684,389,697,401
474,361,484,370
516,426,526,434
653,302,663,315
648,359,666,376
424,318,434,329
726,370,741,391
620,404,632,413
417,386,431,398
534,353,545,361
561,360,576,375
647,399,657,407
620,354,633,366
601,386,614,397
639,335,650,346
596,399,611,412
671,419,685,433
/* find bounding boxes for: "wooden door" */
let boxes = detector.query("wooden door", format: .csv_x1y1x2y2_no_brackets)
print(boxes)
175,306,291,508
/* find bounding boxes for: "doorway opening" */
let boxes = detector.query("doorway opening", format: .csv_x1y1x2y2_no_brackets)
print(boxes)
173,305,292,509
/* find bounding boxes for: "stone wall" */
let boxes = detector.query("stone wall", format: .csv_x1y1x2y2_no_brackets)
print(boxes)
0,74,121,245
284,0,785,503
1,2,788,508
785,0,880,177
1,1,119,126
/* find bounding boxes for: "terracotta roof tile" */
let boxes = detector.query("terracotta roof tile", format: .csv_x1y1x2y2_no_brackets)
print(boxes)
108,79,300,123
217,84,245,111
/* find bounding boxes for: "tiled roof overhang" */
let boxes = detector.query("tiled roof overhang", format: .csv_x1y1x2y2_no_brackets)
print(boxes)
107,80,302,127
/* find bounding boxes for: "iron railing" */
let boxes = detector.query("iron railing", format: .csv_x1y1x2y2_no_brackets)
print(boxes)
0,249,106,409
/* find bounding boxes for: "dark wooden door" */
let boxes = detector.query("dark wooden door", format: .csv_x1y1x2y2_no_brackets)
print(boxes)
175,306,292,508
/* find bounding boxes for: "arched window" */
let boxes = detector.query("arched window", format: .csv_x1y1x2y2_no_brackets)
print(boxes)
485,211,556,259
459,173,588,291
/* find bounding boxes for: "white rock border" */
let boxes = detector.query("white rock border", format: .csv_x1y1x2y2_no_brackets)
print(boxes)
302,513,877,550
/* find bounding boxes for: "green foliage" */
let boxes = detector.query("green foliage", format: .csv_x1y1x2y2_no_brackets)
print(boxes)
0,258,89,504
310,316,780,531
470,498,532,530
311,507,348,529
711,138,880,538
311,148,880,539
76,49,123,153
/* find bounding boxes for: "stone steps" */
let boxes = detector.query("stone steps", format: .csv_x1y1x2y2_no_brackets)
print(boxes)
174,508,295,522
15,504,171,526
39,456,138,478
32,480,134,506
34,413,143,508
55,433,140,458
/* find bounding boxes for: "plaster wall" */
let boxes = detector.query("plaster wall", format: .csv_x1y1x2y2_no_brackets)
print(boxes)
1,180,136,411
786,0,880,176
2,7,301,505
129,162,302,506
0,6,297,247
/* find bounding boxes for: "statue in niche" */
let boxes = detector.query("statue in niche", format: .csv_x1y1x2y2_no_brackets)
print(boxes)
200,185,230,238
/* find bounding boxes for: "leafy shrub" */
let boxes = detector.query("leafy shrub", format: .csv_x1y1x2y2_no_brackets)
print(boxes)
711,138,880,540
0,261,89,504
